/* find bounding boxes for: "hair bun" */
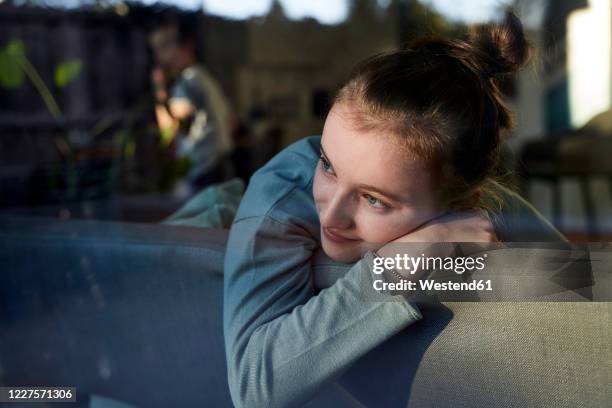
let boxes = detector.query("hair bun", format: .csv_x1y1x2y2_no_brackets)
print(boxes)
468,10,532,77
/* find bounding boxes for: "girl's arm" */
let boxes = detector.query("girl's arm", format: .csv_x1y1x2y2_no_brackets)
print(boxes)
223,213,421,408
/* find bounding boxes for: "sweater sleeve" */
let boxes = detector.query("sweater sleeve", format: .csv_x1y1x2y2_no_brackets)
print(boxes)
223,214,422,408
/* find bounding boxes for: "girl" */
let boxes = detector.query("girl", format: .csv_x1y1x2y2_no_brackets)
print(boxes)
223,12,565,408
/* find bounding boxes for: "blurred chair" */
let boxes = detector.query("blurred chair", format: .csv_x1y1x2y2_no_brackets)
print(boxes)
520,113,612,240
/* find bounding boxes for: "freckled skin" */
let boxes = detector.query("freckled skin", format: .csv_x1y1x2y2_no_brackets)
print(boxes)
313,103,445,263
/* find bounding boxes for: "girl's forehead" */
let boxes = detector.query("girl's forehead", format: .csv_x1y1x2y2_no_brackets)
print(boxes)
321,106,435,202
323,103,423,166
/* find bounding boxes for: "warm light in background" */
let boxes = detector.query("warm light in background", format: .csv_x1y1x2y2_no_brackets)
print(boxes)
567,0,612,128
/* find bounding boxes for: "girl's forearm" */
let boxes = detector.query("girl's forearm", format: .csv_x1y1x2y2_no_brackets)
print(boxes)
224,217,422,408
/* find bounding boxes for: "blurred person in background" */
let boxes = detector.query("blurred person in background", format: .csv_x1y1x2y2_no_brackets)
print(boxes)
149,11,235,197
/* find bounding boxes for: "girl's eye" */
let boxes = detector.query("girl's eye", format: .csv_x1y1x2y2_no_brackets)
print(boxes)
319,156,333,174
364,194,389,209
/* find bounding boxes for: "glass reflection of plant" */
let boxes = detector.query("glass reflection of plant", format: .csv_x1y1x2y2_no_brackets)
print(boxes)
0,39,80,155
0,39,147,204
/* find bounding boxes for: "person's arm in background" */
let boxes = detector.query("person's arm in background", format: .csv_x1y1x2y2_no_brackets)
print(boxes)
151,67,194,147
223,145,423,408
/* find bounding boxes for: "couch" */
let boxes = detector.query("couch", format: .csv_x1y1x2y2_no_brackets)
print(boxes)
1,215,610,407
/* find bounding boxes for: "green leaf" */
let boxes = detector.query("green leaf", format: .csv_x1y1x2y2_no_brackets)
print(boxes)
54,59,82,88
5,40,25,57
0,40,26,89
0,52,23,89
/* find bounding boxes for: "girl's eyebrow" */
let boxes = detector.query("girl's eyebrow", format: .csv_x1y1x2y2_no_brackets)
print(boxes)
319,145,329,159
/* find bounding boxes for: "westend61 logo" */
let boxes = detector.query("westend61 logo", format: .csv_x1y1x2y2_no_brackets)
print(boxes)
372,253,488,275
372,253,492,293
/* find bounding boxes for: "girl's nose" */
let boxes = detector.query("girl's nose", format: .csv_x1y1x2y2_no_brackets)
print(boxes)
319,192,354,230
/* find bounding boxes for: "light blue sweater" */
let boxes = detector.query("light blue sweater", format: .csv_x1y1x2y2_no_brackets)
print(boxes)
223,135,565,408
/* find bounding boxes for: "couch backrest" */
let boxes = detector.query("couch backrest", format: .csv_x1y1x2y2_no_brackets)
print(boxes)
311,246,612,408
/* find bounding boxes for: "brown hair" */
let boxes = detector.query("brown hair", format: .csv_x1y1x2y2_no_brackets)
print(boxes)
333,11,532,211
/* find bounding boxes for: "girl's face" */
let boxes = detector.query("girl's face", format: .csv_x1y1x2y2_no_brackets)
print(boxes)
313,103,444,263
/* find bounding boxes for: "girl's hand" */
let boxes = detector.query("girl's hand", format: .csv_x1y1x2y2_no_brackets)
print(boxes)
375,210,498,277
392,209,497,244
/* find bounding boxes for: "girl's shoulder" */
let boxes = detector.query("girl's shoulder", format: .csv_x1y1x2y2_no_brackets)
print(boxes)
232,136,321,225
484,179,567,243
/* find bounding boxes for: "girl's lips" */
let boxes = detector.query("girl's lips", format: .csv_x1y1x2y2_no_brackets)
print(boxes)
322,227,359,243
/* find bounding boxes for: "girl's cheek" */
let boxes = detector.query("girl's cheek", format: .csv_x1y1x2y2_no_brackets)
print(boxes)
353,211,390,243
357,212,422,243
313,172,334,205
312,172,323,199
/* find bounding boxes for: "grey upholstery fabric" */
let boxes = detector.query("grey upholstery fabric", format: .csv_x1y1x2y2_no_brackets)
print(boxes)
406,302,612,408
311,247,612,407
